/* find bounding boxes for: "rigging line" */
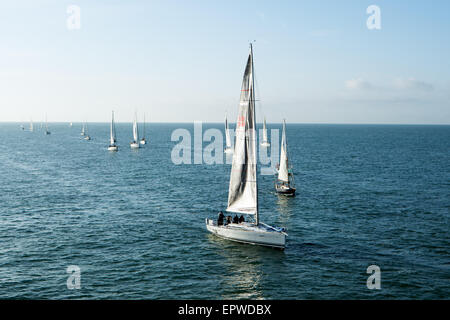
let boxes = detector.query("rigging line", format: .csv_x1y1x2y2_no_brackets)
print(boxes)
253,63,265,125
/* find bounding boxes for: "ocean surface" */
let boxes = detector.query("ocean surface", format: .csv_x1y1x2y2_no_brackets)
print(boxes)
0,122,448,299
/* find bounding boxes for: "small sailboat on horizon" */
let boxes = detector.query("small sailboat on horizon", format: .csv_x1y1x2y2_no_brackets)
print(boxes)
130,112,140,149
44,115,51,135
224,113,233,154
140,113,147,145
29,119,34,132
206,43,287,250
108,111,118,151
260,116,270,147
83,122,91,140
275,119,296,196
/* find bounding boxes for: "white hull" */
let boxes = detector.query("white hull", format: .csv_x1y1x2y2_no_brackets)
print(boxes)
84,136,91,140
224,147,233,154
108,145,118,151
260,141,270,147
140,139,146,145
206,219,286,249
130,142,140,149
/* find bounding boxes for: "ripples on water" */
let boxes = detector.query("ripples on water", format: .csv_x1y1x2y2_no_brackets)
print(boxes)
0,123,448,299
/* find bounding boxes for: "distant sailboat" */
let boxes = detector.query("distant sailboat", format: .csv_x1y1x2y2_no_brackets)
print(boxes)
224,113,233,154
44,115,51,135
20,124,24,130
29,119,34,132
205,43,287,249
108,111,118,151
275,119,296,196
81,123,85,136
260,117,270,147
140,113,147,145
84,122,91,140
130,113,140,149
69,122,73,127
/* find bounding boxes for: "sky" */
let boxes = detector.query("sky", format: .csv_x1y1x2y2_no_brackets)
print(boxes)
0,0,449,124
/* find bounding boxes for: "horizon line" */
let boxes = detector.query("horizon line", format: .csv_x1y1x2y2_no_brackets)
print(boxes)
1,121,449,126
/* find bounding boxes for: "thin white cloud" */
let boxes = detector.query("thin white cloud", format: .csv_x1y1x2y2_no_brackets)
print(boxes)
393,78,434,91
345,77,434,92
345,78,373,90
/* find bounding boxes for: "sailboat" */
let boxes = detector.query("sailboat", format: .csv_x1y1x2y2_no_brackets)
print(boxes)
108,111,118,151
224,113,233,154
44,115,51,135
29,119,34,132
69,122,73,127
260,117,270,147
275,119,296,196
205,44,287,249
81,123,85,136
83,122,91,140
140,113,147,145
130,113,140,149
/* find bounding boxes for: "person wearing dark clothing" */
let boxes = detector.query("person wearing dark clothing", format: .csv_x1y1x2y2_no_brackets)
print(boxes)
233,215,239,224
239,215,245,223
226,216,232,225
218,211,224,226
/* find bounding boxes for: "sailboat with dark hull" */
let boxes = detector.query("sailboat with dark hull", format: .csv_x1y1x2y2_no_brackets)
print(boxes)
275,120,296,196
205,44,287,249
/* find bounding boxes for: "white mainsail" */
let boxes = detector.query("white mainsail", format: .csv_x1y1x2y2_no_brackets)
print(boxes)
81,123,85,135
110,111,117,145
262,117,268,143
278,119,289,182
132,113,139,142
225,115,232,149
226,44,258,223
29,119,33,132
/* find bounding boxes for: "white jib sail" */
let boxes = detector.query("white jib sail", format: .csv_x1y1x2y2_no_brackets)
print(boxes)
225,116,232,148
278,119,289,182
227,44,258,217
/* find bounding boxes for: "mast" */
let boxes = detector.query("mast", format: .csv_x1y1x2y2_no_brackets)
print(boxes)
251,43,259,225
142,113,146,139
110,111,116,145
263,117,268,143
278,119,289,184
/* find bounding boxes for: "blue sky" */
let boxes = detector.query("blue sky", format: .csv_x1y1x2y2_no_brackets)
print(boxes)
0,0,449,123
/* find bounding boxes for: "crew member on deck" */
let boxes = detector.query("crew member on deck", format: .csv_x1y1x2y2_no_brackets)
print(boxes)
218,211,224,226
